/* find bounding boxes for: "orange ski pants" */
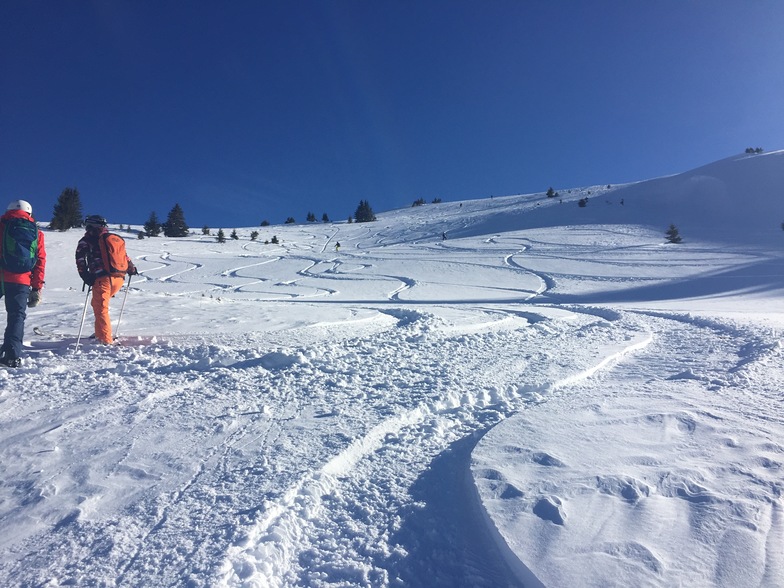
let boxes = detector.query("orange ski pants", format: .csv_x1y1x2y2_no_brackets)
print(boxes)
91,275,124,344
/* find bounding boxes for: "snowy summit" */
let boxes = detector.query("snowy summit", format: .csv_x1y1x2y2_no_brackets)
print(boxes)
1,151,783,587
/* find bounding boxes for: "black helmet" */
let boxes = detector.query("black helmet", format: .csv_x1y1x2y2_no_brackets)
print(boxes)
85,215,107,228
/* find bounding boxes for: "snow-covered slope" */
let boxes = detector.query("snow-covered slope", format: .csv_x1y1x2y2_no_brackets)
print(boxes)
433,149,784,245
0,152,782,587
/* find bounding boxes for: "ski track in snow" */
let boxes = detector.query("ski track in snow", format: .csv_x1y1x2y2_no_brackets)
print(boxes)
472,312,784,587
215,311,654,587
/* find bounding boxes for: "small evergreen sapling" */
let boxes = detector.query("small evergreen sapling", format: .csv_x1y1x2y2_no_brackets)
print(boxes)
666,224,682,244
144,211,162,237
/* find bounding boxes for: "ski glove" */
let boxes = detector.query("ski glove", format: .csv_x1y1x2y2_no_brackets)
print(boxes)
127,262,139,276
27,289,41,308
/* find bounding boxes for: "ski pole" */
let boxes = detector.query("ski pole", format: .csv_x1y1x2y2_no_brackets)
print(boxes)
114,274,132,340
74,284,91,354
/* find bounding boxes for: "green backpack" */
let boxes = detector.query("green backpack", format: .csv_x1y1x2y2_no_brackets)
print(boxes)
0,217,39,274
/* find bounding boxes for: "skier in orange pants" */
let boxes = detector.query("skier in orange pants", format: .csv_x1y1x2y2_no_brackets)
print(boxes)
75,215,137,344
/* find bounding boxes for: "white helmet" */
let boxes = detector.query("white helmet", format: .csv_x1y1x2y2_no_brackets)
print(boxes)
7,200,32,214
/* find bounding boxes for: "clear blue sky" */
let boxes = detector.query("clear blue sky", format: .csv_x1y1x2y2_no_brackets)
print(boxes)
2,1,782,229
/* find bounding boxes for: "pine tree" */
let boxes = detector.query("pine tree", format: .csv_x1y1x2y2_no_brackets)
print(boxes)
231,229,239,240
49,187,83,230
202,225,210,235
163,203,189,237
285,217,296,224
665,224,682,244
354,200,376,223
271,235,279,244
250,230,259,241
322,213,330,223
306,212,316,222
216,228,226,243
260,220,270,227
144,211,162,236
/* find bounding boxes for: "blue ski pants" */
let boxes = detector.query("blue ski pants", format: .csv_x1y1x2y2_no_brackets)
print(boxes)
1,282,30,361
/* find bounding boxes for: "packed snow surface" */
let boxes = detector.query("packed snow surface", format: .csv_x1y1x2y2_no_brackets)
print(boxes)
1,151,783,587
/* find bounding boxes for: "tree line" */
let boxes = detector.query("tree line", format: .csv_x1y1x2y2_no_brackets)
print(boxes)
47,187,380,238
48,187,190,237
